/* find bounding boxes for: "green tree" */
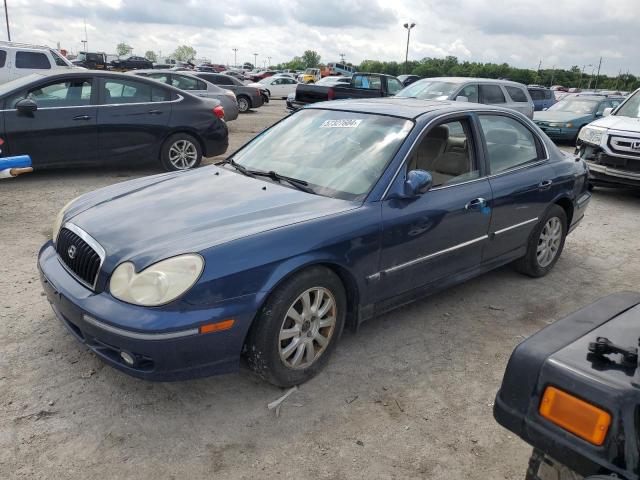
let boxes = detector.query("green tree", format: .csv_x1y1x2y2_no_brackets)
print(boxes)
116,42,133,57
172,45,197,62
301,50,321,68
144,50,157,63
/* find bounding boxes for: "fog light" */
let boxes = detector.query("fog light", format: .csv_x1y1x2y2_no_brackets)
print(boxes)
120,351,135,366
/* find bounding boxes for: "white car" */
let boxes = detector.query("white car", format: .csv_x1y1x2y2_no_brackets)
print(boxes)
247,76,299,99
0,41,78,84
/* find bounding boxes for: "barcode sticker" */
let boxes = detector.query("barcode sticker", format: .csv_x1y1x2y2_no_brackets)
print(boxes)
320,119,363,128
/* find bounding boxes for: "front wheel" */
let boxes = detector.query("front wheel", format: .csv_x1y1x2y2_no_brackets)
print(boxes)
160,133,202,171
245,266,346,387
515,205,567,277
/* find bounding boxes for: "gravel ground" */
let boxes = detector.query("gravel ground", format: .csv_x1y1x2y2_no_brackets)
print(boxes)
1,100,639,479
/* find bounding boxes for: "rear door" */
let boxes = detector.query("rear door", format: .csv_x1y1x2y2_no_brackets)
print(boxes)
478,113,557,261
3,76,98,167
97,76,172,164
170,74,208,97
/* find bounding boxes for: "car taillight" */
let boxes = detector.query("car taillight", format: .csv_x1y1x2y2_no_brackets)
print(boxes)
327,88,335,100
213,106,225,119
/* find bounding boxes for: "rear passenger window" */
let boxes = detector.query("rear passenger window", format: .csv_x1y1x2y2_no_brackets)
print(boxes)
480,85,506,104
16,51,51,69
387,78,403,95
103,79,168,104
505,86,528,102
458,84,478,102
408,119,479,188
0,50,6,67
172,75,206,91
479,115,539,174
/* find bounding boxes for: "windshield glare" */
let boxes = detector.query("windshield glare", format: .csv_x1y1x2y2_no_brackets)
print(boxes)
549,98,598,114
615,90,640,118
397,80,458,100
230,109,413,200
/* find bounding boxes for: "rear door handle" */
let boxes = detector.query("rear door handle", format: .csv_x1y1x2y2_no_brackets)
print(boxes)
465,197,487,210
73,115,91,121
148,109,162,115
538,179,553,190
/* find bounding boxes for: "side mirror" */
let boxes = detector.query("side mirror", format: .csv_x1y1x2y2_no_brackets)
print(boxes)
403,170,433,197
603,107,613,117
455,96,468,102
16,98,37,114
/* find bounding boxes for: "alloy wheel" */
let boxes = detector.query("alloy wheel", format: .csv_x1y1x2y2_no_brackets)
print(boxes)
278,287,337,369
536,217,562,267
238,97,250,112
168,140,198,169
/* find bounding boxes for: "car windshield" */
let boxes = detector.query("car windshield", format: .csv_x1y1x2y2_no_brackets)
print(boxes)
229,109,414,201
615,90,640,118
548,98,599,114
258,77,273,84
397,80,458,100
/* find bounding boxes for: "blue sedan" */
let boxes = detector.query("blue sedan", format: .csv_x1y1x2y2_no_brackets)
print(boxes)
38,98,591,386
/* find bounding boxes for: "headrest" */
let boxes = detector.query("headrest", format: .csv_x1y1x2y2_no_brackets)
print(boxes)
485,128,518,146
426,124,449,141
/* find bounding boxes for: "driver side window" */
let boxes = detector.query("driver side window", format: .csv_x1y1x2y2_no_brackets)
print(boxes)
407,119,479,188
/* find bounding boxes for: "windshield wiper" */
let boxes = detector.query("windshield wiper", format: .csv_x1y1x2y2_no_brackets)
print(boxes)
218,159,314,194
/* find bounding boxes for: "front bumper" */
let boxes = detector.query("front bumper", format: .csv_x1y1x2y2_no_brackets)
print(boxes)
536,125,579,140
38,242,258,381
577,142,640,188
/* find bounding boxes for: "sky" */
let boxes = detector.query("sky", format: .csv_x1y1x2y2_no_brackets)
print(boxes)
5,0,639,75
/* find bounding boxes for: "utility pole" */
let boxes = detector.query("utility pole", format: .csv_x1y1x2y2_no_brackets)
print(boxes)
578,64,592,90
267,56,271,68
253,53,258,69
339,52,346,63
403,22,415,74
232,48,238,68
549,65,556,87
3,0,9,41
594,56,602,91
80,40,87,53
587,66,597,89
84,18,88,52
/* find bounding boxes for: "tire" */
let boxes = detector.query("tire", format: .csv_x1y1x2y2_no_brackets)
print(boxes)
514,205,567,277
245,266,346,387
160,133,202,171
237,95,250,113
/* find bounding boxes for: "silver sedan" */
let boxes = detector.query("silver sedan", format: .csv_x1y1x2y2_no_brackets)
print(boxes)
130,69,239,121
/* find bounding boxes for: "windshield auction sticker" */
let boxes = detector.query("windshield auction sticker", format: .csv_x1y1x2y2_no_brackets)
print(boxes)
320,119,363,128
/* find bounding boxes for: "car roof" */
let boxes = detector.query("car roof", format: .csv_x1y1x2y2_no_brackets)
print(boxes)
306,97,517,120
420,76,526,87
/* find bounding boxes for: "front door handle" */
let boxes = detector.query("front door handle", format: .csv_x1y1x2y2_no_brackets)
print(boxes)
465,198,487,210
538,179,553,190
73,115,91,121
148,109,162,115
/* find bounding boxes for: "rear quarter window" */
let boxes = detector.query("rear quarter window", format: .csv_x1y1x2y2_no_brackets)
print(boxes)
0,50,6,67
505,86,528,103
16,51,51,69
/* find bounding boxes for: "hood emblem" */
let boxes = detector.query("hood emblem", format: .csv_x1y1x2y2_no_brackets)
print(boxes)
67,245,77,260
632,141,640,150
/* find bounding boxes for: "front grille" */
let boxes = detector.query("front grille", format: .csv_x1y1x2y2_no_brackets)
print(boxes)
56,227,102,288
608,135,640,158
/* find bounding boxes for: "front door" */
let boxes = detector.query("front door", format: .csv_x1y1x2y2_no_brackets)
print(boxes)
3,76,98,168
377,116,492,301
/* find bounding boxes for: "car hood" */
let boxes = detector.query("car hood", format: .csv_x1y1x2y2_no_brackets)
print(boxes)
533,111,590,123
65,166,359,269
588,114,640,132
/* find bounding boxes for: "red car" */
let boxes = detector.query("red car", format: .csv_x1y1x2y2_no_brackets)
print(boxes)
250,70,276,82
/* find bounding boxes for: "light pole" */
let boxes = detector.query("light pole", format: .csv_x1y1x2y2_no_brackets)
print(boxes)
403,22,415,75
81,40,87,53
267,56,271,68
578,64,592,90
253,53,258,69
587,66,597,89
232,48,238,68
3,0,9,41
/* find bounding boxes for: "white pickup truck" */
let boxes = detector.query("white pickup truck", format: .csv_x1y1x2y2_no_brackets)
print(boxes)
576,87,640,188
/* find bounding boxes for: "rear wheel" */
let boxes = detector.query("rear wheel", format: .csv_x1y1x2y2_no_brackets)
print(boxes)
245,266,346,387
515,205,567,277
160,133,202,171
237,96,250,113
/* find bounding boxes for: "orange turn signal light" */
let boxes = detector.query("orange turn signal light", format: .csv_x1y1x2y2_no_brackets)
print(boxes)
199,319,235,334
539,386,611,446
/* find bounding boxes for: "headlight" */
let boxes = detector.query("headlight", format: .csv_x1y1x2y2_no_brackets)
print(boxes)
109,254,204,306
548,122,561,127
578,126,606,145
52,196,81,243
565,122,573,128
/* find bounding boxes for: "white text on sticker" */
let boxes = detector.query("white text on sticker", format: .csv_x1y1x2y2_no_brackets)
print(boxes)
320,119,363,128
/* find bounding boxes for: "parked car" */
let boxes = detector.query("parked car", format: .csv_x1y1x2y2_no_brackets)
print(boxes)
298,68,321,84
249,70,276,82
111,56,153,71
220,70,247,81
550,85,569,92
248,75,299,99
289,72,404,111
0,71,228,170
72,51,109,70
38,98,590,385
0,41,77,83
576,87,640,189
397,77,535,118
397,74,420,87
534,93,625,141
131,70,239,121
193,72,263,112
494,292,640,480
527,85,556,111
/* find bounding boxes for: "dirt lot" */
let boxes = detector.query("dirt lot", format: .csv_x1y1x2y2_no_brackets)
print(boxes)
1,100,639,479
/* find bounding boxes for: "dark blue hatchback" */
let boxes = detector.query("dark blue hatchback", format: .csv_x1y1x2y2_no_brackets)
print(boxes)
39,98,591,386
